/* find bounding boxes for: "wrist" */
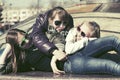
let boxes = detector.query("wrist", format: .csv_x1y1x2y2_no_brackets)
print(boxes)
52,56,58,62
52,49,58,55
49,47,58,55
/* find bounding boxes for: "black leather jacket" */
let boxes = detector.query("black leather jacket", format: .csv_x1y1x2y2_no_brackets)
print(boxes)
29,10,74,56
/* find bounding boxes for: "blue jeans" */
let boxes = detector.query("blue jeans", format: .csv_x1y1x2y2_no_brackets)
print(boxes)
64,36,120,75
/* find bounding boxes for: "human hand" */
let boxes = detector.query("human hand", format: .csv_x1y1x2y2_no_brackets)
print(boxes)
75,32,83,42
75,34,88,42
51,56,65,75
52,49,67,61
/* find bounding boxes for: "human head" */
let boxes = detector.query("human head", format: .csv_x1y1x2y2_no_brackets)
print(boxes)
48,6,71,32
6,28,27,73
77,21,100,38
6,28,27,47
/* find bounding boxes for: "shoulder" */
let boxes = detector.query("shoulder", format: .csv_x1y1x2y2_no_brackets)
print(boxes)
5,43,11,49
66,28,77,41
68,27,77,34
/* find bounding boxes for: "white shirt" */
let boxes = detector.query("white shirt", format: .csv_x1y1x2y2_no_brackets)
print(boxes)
65,28,97,55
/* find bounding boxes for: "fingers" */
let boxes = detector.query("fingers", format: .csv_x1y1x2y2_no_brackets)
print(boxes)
53,70,65,75
53,50,67,61
52,65,65,75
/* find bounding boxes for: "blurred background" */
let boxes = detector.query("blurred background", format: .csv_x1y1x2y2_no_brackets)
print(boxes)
0,0,120,35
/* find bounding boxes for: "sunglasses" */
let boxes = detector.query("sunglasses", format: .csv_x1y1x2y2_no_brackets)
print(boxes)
77,27,86,37
54,20,67,26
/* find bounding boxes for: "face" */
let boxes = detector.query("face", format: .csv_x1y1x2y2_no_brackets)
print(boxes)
17,32,25,45
52,14,67,32
77,22,93,38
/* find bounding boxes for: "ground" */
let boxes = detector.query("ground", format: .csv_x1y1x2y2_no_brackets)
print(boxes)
1,71,120,80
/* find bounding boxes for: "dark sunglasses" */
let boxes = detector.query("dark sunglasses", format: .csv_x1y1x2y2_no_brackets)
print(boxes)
77,27,86,37
54,20,67,26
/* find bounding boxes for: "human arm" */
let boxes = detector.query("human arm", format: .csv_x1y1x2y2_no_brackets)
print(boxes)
0,43,12,74
30,13,58,55
65,28,89,55
30,13,68,60
65,37,89,55
0,43,11,64
65,28,98,55
65,37,97,55
51,55,65,74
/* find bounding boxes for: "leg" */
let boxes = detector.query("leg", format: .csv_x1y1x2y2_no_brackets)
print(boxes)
64,55,120,75
81,36,120,57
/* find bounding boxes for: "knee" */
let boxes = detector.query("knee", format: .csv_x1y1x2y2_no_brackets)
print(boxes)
112,36,120,44
112,35,119,40
107,35,119,43
107,35,118,40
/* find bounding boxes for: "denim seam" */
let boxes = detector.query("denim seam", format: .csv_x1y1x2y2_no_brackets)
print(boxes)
85,44,114,56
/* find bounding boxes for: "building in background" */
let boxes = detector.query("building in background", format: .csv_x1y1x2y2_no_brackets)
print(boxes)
0,0,119,35
0,5,45,34
2,8,39,24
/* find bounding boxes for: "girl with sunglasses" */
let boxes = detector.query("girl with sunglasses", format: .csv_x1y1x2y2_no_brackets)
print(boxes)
63,21,120,75
29,6,73,64
51,21,120,75
51,21,100,74
28,6,73,74
65,21,100,55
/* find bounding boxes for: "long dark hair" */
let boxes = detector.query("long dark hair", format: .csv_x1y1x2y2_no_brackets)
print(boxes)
49,6,68,20
6,28,26,73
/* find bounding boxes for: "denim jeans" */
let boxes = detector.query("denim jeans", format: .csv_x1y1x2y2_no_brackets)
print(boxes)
64,36,120,75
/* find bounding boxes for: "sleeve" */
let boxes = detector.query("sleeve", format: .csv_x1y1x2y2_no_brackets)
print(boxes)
30,14,58,55
0,44,13,75
65,28,89,55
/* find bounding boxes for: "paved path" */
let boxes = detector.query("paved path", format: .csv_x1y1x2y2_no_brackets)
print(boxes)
1,71,120,80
